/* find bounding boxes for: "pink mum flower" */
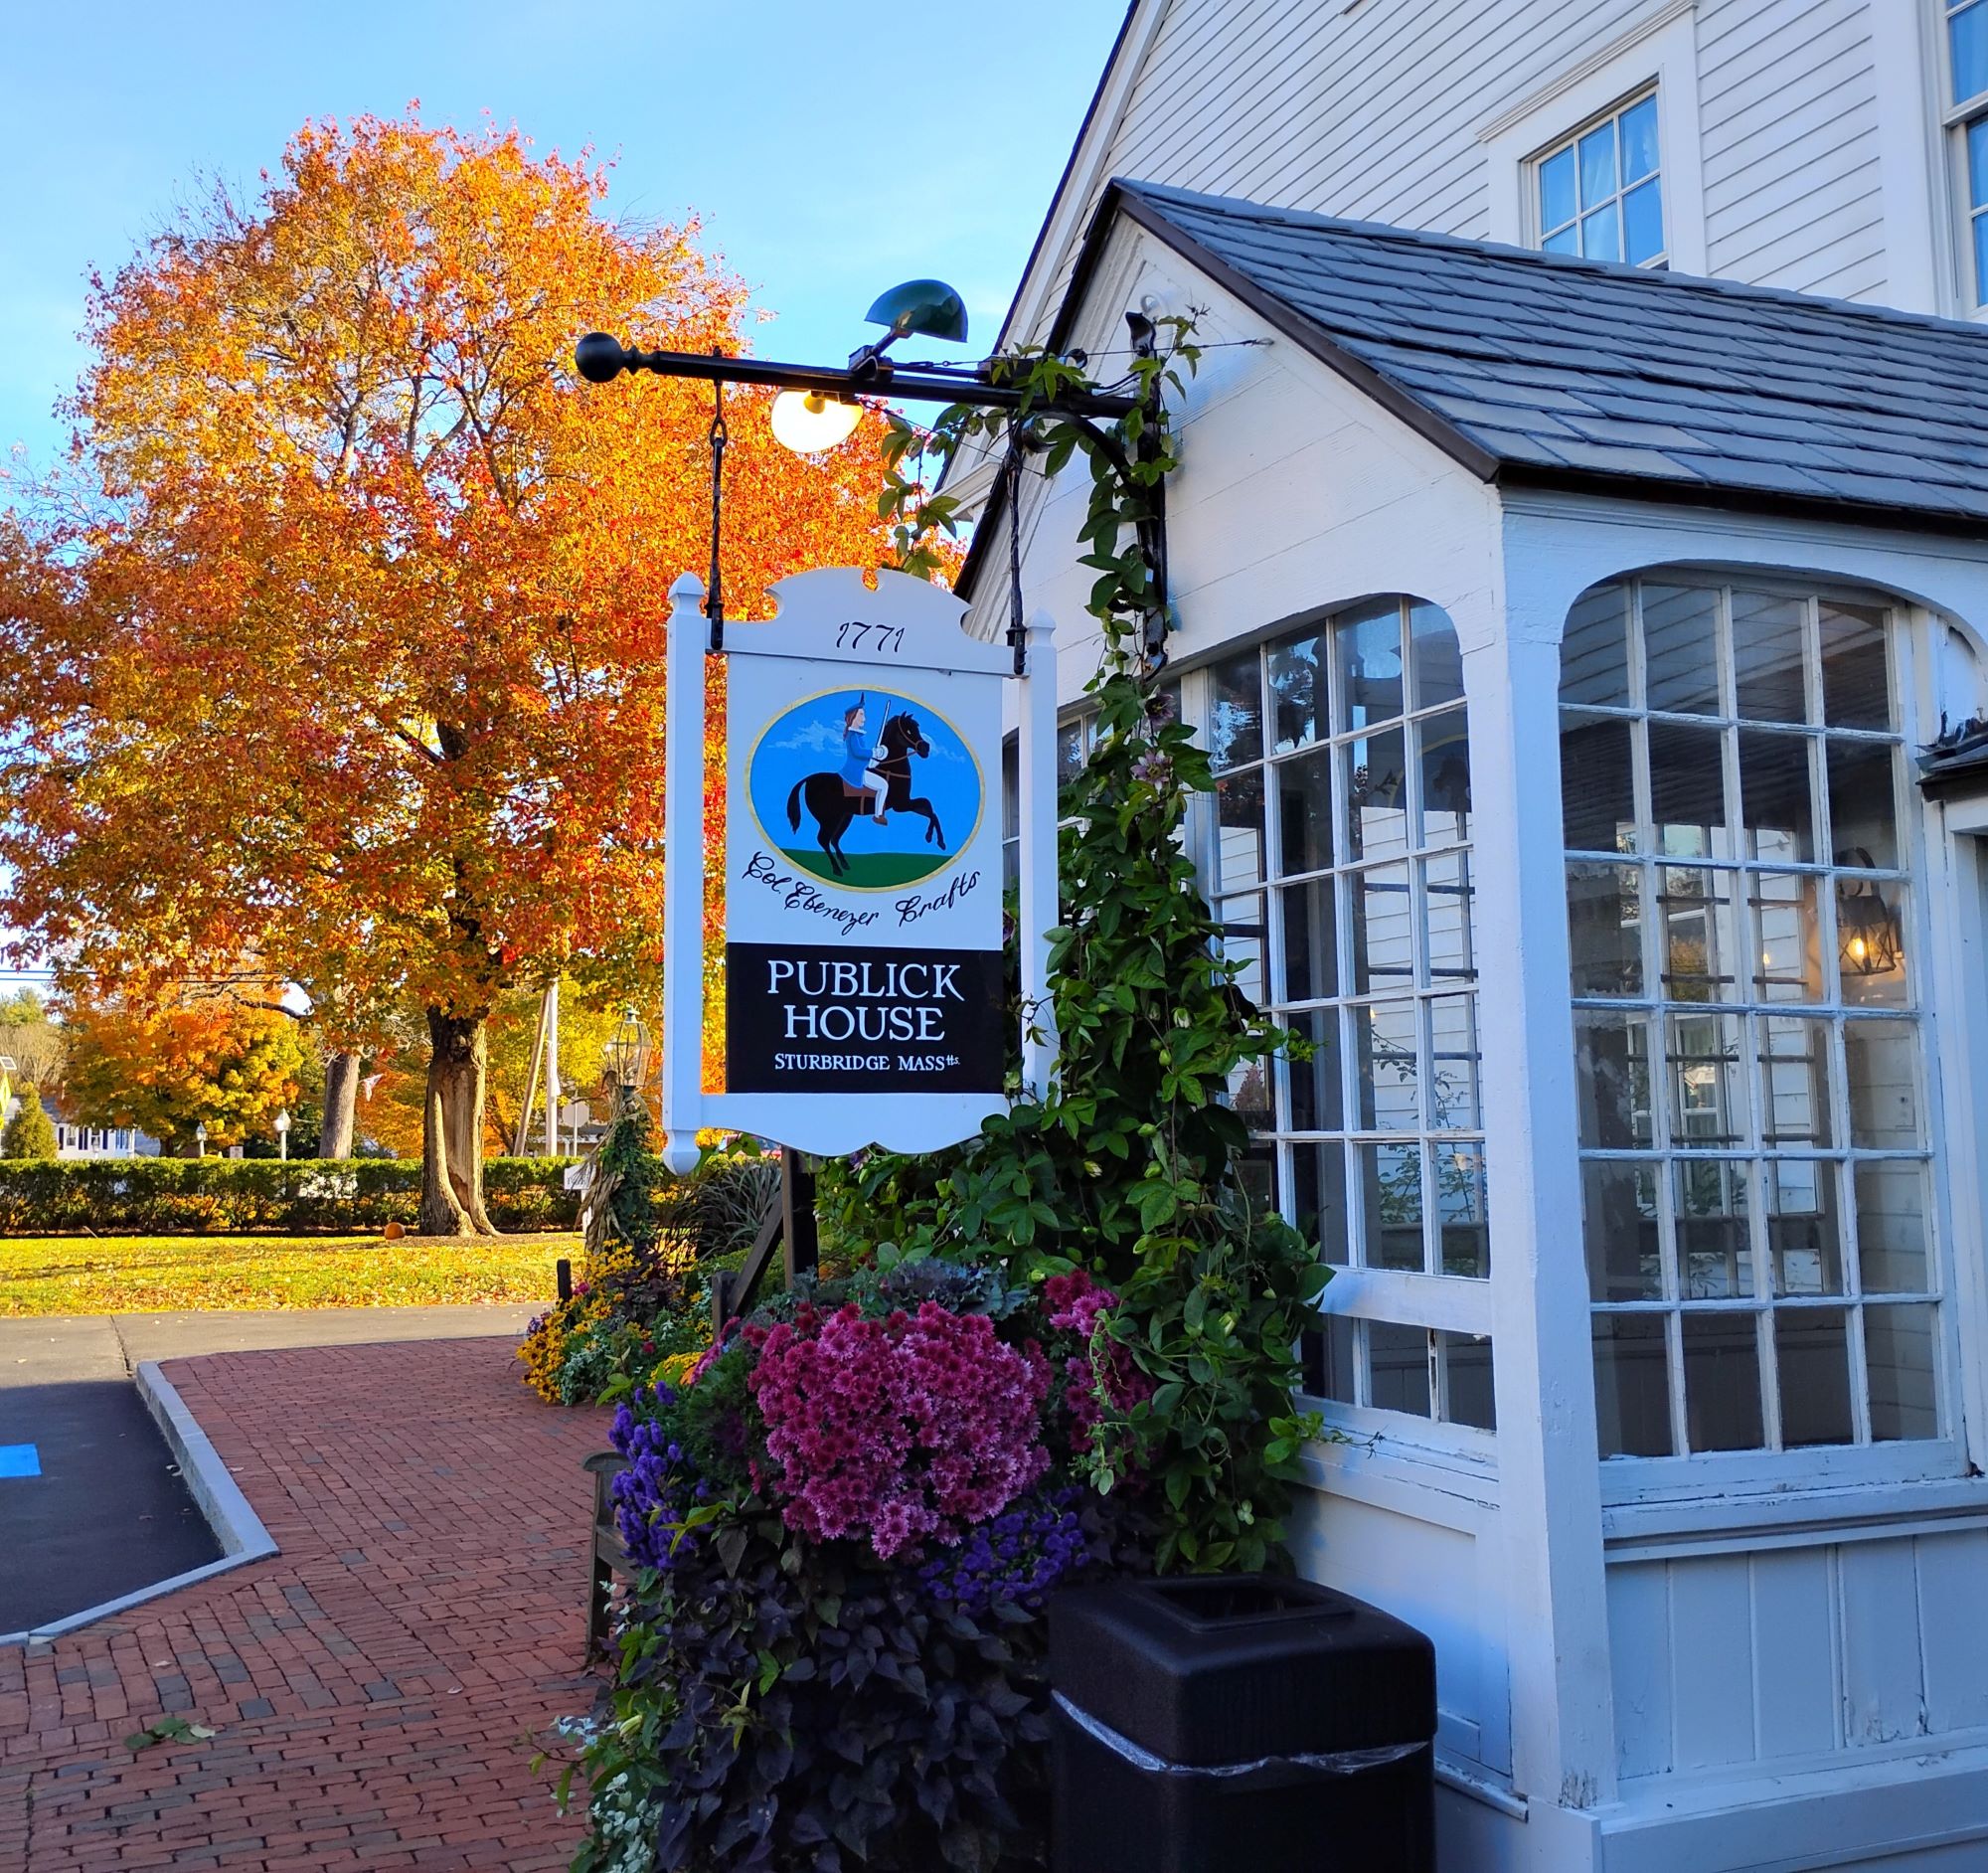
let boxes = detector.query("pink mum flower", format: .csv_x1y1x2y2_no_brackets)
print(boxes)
746,1301,1052,1563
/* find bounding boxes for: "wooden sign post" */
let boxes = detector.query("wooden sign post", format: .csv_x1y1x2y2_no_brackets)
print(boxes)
658,567,1058,1178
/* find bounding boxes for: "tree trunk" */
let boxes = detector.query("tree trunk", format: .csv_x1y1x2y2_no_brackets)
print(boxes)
419,1008,497,1237
319,1050,360,1158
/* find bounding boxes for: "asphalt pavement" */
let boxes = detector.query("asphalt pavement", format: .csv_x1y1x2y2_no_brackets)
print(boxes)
0,1304,540,1636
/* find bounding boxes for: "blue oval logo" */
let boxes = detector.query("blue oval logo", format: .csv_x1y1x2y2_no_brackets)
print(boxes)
746,686,983,891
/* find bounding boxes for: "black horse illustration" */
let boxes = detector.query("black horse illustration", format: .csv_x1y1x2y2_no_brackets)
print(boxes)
785,713,945,878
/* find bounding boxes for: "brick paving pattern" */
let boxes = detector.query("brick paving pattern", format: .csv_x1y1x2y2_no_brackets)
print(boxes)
0,1337,609,1870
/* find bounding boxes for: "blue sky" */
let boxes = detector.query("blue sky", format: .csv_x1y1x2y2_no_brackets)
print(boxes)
0,0,1128,472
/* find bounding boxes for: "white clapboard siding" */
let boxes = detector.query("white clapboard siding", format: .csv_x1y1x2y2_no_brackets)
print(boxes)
1607,1524,1988,1782
1019,0,1903,350
1698,0,1887,298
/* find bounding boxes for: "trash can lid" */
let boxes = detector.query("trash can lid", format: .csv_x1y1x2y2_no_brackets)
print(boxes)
1049,1576,1436,1767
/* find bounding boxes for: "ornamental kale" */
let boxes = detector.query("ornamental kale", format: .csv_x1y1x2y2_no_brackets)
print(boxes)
746,1300,1053,1562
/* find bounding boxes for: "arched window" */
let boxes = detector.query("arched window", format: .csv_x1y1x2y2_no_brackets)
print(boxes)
1561,576,1937,1460
1198,596,1491,1433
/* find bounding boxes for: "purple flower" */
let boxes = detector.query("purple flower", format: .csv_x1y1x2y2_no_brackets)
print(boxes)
916,1489,1089,1615
607,1385,701,1571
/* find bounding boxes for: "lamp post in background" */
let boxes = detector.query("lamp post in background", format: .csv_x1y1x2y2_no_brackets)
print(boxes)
275,1108,290,1161
194,1121,207,1160
602,1006,652,1118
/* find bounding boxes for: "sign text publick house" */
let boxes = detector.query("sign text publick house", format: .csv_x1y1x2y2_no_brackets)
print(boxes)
656,566,1058,1171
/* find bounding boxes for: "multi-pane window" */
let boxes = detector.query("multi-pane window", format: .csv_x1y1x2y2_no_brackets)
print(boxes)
1561,578,1940,1461
1947,0,1988,305
1536,91,1665,266
1201,598,1493,1433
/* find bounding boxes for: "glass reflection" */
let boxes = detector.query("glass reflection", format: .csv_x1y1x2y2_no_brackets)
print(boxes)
1434,1146,1489,1277
1418,709,1471,845
1676,1159,1752,1298
1410,602,1465,709
1642,585,1721,716
1777,1308,1853,1447
1561,585,1631,707
1216,767,1266,892
1346,727,1409,859
1757,1015,1832,1149
1337,600,1407,730
1561,713,1636,853
1767,1160,1844,1296
1658,867,1741,1004
1350,863,1414,995
1291,1140,1351,1265
1209,650,1263,770
1361,1144,1425,1273
1751,872,1824,1004
1683,1311,1764,1451
1267,629,1328,754
1650,720,1731,857
1575,1008,1654,1149
1739,730,1815,863
1568,862,1645,997
1865,1303,1938,1442
1277,747,1333,877
1583,1159,1663,1301
1368,1321,1431,1416
1356,999,1420,1130
1854,1161,1930,1294
1594,1313,1674,1455
1668,1011,1746,1148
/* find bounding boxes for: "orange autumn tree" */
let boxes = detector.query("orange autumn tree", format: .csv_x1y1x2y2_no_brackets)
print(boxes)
63,991,305,1155
0,112,891,1234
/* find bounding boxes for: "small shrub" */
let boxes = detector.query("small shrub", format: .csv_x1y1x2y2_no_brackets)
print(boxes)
1,1090,58,1161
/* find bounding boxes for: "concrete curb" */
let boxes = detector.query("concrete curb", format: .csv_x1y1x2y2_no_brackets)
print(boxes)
0,1362,278,1647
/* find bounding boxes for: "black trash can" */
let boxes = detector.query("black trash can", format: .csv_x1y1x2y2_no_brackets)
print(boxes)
1049,1574,1436,1873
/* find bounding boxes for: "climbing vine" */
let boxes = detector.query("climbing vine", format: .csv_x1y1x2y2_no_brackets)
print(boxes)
819,323,1328,1574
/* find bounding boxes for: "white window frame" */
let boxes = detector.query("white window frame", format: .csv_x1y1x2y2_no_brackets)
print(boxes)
1560,575,1973,1508
1531,88,1668,267
1481,1,1707,275
1170,603,1498,1464
1936,0,1988,316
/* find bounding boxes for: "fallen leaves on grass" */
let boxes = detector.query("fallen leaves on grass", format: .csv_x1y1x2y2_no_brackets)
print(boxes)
0,1233,580,1315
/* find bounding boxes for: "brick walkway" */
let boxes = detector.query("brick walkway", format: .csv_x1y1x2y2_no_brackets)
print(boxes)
0,1337,610,1870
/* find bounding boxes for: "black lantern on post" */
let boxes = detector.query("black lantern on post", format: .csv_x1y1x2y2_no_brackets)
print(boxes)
602,1006,652,1110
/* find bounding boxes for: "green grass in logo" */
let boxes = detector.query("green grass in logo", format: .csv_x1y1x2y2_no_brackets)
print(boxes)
779,847,949,889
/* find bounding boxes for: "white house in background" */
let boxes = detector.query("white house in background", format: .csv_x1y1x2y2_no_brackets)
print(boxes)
49,1105,158,1159
0,1068,158,1159
967,4,1988,1868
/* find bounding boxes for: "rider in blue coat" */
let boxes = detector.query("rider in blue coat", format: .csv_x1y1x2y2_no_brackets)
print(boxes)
841,699,889,824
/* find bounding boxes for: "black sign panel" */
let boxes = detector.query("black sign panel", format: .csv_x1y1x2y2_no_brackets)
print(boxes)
725,941,1005,1094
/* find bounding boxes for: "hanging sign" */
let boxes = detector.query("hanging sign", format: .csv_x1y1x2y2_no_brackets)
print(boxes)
657,567,1056,1169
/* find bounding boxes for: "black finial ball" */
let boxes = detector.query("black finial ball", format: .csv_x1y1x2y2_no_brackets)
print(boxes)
575,332,629,384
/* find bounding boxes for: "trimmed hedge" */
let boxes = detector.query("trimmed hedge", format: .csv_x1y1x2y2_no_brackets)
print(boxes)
0,1156,581,1236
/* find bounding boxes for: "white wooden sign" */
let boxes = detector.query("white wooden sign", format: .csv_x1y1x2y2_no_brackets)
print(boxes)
657,567,1060,1172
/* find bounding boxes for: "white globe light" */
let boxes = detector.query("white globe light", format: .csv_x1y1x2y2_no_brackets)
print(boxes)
770,389,862,453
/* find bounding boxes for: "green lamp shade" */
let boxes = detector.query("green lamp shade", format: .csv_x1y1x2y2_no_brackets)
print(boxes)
864,278,968,344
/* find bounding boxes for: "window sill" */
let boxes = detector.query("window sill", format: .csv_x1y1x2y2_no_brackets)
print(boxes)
1298,1408,1502,1528
1602,1453,1988,1560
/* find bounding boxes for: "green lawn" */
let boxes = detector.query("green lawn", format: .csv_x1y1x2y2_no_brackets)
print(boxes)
778,846,949,889
0,1232,580,1315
